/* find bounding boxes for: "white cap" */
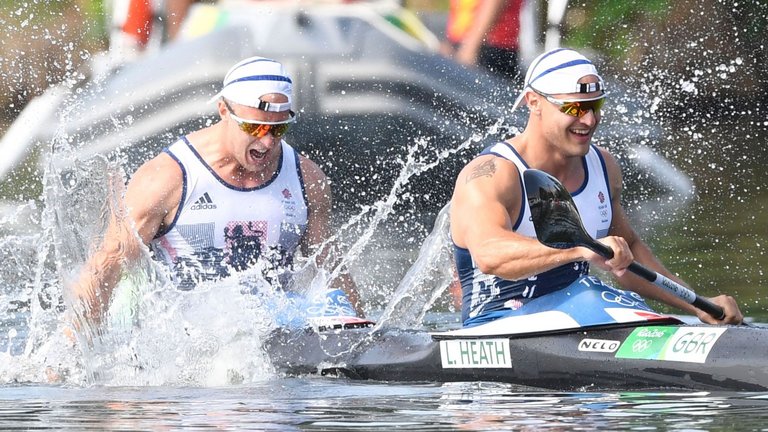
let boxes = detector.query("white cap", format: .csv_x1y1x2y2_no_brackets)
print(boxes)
209,56,293,112
512,48,605,111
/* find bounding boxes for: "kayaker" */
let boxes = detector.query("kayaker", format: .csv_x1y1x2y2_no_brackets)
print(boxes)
449,47,744,327
71,56,362,329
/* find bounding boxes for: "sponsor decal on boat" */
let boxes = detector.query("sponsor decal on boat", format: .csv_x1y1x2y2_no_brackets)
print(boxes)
578,338,620,353
440,339,512,369
615,326,727,363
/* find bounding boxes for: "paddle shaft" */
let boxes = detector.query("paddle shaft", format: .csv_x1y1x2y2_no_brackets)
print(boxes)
590,241,726,320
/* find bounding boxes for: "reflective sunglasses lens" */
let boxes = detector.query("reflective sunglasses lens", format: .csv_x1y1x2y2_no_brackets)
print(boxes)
270,123,291,138
239,122,291,138
238,123,265,137
559,98,605,117
560,103,582,117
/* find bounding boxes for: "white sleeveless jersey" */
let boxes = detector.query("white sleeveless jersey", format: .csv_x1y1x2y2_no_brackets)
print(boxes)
488,142,612,239
151,137,309,289
455,142,613,325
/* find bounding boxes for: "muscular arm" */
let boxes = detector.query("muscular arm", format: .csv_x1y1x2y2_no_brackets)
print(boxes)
299,156,362,315
71,154,182,327
450,155,586,280
599,148,742,324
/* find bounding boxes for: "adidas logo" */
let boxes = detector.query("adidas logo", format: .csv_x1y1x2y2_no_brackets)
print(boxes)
190,192,218,210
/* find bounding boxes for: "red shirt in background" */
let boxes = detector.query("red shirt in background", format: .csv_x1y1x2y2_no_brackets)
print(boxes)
446,0,523,51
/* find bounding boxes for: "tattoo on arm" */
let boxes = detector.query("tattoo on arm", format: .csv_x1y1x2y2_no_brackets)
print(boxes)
466,159,496,183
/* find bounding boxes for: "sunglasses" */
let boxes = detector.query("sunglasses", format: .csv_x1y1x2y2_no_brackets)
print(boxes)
535,91,606,118
223,99,294,139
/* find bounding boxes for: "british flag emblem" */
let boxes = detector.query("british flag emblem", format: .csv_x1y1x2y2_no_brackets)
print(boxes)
505,299,524,310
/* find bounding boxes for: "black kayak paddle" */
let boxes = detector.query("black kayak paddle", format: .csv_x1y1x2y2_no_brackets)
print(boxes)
522,168,726,321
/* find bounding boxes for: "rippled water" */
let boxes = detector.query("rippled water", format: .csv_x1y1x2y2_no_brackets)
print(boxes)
1,381,767,431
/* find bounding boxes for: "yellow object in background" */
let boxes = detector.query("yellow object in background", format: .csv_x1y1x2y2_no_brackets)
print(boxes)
178,4,229,40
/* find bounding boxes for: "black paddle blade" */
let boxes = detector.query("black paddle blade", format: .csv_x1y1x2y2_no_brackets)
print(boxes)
522,169,600,253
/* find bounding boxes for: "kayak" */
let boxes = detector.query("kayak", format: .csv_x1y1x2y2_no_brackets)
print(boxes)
265,282,768,391
265,317,768,391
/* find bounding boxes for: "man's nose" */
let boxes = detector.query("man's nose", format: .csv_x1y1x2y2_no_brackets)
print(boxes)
259,131,280,147
579,108,599,126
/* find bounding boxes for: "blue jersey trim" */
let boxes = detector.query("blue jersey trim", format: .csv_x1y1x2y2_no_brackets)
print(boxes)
456,140,600,326
480,142,528,230
293,149,309,208
592,144,613,204
154,145,187,239
571,156,590,197
503,144,530,231
181,136,283,191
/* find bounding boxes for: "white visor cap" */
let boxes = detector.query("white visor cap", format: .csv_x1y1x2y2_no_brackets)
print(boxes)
512,48,605,111
209,56,293,112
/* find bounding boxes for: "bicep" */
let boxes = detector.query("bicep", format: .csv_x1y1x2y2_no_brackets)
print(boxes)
450,157,521,249
123,156,183,247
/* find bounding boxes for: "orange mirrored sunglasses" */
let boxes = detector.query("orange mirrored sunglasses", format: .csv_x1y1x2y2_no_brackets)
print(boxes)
535,91,606,118
223,99,293,139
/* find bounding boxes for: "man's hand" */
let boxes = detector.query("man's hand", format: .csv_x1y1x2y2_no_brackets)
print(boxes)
582,236,633,278
696,294,744,325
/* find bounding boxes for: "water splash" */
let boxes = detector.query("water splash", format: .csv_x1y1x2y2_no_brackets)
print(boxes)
375,202,455,329
0,73,511,385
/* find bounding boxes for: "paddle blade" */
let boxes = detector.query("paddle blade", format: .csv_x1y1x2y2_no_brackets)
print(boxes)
522,169,595,251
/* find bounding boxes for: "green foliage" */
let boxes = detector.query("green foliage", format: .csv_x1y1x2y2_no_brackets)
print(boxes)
0,0,107,41
564,0,671,60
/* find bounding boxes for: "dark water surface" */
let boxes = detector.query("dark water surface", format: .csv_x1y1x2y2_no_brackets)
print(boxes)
2,380,768,431
637,116,768,320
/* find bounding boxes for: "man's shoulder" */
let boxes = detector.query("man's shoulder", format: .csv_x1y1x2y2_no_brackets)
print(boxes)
454,154,521,207
145,150,182,170
131,152,184,188
591,143,615,158
591,144,621,170
460,152,520,179
296,152,327,181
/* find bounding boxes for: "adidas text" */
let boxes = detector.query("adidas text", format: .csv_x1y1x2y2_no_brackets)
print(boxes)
191,203,218,210
191,193,217,210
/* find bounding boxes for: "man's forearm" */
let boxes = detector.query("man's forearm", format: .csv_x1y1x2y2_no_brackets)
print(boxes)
72,250,123,326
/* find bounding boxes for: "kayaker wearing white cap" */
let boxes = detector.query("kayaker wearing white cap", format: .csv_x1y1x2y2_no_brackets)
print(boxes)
72,56,362,328
450,48,743,327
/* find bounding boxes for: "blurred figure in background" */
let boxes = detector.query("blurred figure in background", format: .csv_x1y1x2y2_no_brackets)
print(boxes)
441,0,524,83
109,0,205,57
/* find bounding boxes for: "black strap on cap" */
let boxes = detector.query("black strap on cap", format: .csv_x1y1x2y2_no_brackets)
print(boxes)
577,82,603,93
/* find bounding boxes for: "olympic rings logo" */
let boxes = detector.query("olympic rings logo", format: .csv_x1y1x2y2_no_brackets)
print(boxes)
601,290,652,311
632,339,653,352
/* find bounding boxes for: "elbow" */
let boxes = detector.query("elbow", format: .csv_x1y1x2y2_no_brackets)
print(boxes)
473,254,506,278
472,252,531,281
474,259,495,276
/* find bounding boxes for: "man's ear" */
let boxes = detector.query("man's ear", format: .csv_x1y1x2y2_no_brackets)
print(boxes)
216,99,228,119
525,92,541,115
